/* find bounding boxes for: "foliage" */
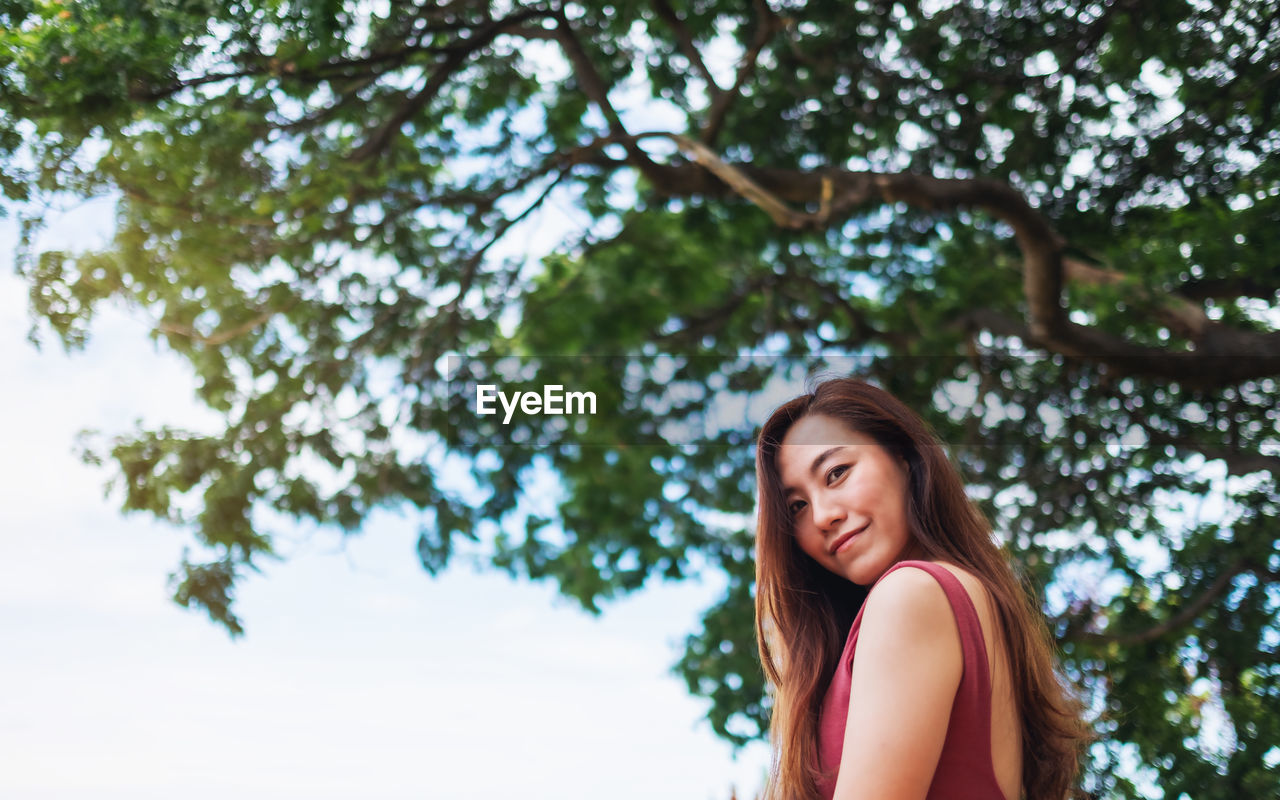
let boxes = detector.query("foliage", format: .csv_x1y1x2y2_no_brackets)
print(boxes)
3,1,1279,795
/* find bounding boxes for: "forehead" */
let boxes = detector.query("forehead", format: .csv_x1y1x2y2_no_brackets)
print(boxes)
775,414,881,486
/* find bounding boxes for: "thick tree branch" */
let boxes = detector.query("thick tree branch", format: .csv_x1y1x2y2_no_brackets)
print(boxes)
131,62,379,103
644,144,1068,333
647,132,820,227
1063,257,1210,339
1177,276,1280,302
1059,258,1280,378
1047,321,1280,383
624,151,1280,383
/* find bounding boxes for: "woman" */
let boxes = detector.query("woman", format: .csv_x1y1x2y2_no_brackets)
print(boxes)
754,378,1090,800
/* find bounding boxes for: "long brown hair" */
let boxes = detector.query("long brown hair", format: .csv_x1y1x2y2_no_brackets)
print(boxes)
754,377,1089,800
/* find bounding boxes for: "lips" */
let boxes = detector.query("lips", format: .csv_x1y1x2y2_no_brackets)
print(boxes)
828,522,869,555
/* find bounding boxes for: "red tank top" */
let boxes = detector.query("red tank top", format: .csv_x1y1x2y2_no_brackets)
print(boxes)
816,560,1008,800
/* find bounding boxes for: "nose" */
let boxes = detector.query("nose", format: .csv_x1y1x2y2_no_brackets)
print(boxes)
809,492,846,531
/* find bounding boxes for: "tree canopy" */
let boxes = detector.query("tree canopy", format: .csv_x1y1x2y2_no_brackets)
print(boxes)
3,1,1278,796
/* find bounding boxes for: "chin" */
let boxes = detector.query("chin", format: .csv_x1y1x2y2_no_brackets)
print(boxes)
844,556,895,586
841,564,879,587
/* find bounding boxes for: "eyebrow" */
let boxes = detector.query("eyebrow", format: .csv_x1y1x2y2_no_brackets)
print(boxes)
781,446,848,493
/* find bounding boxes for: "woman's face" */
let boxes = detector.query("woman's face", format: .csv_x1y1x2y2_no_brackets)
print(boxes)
775,413,919,586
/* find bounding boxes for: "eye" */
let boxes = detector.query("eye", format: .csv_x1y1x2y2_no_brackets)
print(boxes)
788,498,807,517
826,464,849,484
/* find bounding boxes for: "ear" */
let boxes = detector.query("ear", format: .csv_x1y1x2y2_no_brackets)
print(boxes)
895,452,917,494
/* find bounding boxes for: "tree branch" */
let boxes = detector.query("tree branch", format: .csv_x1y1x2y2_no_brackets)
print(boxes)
655,273,777,345
625,152,1280,383
551,10,657,173
1063,256,1210,340
651,0,723,95
1140,427,1280,481
702,0,780,146
157,304,290,348
452,165,573,307
120,186,274,230
1064,559,1251,647
130,40,452,103
951,308,1035,342
1176,276,1280,302
783,268,891,347
399,163,576,385
649,132,819,227
353,10,550,160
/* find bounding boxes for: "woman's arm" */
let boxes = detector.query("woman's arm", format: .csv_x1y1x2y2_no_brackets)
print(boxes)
831,565,964,800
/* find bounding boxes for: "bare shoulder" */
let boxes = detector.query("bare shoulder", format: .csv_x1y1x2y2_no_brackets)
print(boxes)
864,562,955,613
927,561,999,618
837,563,965,798
859,564,961,644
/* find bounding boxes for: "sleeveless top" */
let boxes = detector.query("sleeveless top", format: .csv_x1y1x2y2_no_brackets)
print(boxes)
815,560,1008,800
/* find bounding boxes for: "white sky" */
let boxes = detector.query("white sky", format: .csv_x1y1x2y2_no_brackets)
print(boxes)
0,205,770,799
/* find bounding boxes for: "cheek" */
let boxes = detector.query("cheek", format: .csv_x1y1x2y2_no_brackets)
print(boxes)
794,526,827,562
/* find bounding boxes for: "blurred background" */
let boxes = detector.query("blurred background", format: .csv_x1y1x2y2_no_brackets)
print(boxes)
0,208,769,799
2,2,1277,798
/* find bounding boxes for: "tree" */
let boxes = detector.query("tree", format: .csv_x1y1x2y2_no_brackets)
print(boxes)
3,1,1278,796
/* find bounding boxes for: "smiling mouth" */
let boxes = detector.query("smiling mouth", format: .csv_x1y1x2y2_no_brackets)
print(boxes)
828,523,869,555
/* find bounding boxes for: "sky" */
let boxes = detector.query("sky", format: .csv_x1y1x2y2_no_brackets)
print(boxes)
0,202,771,799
